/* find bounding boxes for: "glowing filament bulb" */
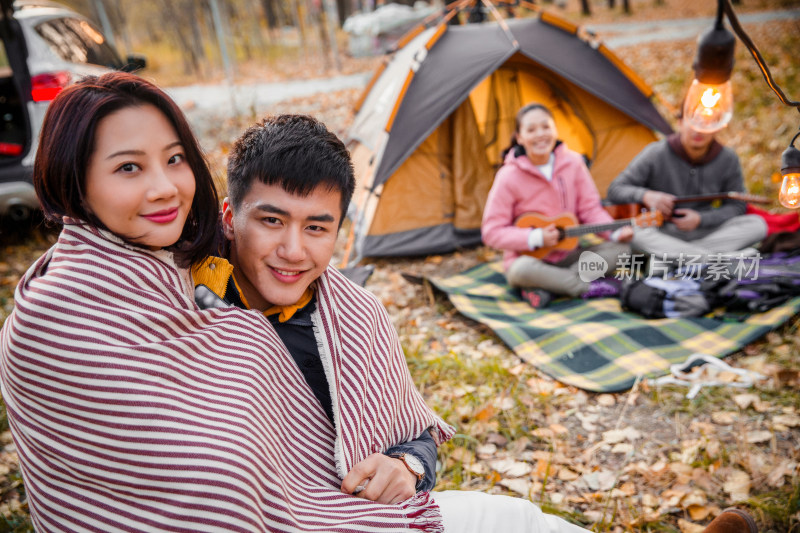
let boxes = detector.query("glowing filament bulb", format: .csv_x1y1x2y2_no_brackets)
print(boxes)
683,79,733,133
780,173,800,209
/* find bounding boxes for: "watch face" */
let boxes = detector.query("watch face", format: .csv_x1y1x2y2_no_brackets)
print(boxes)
404,454,425,476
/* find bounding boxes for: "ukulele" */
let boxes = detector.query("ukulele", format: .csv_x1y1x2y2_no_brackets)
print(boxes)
604,192,771,220
515,210,663,259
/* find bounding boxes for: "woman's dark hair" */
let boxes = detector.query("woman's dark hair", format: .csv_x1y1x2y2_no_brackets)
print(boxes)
33,72,218,267
500,103,555,160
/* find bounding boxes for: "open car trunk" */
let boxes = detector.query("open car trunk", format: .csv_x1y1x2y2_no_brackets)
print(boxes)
0,0,31,167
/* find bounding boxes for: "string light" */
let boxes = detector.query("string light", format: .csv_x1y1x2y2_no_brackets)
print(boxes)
779,132,800,208
692,0,800,207
684,16,735,133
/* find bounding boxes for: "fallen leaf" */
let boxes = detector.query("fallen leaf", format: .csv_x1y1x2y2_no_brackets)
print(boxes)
526,377,556,395
723,470,751,501
576,412,599,432
734,393,759,410
678,518,706,533
493,396,515,410
464,463,486,475
711,411,737,425
687,504,714,521
765,459,795,487
557,467,580,481
474,405,497,422
488,458,533,477
497,478,532,496
642,493,659,507
449,447,474,463
578,469,617,491
549,423,569,435
618,482,636,496
680,489,707,508
532,428,555,439
602,426,641,444
662,486,691,507
774,368,799,388
486,433,508,448
746,430,773,444
451,385,477,398
773,413,800,427
596,394,616,406
476,443,497,458
611,443,634,454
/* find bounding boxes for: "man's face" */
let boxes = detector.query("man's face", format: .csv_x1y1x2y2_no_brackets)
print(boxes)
679,119,715,161
223,181,341,311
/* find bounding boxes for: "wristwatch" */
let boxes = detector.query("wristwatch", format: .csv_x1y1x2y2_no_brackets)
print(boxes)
390,453,425,485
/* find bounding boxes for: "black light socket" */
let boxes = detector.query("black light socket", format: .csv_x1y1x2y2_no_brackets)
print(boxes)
692,25,736,85
781,144,800,176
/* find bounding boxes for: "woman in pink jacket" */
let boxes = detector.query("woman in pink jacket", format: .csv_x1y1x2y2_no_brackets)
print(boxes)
482,103,633,308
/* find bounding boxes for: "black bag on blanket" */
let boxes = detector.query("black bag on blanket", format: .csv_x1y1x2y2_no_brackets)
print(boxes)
620,277,711,319
622,254,800,319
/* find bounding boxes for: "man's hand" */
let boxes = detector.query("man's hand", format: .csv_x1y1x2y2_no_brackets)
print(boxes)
641,191,676,216
671,208,701,232
541,224,560,247
616,226,634,243
341,453,416,504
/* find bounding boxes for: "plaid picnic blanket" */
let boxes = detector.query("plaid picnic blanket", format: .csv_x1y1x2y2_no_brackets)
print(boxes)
429,262,800,392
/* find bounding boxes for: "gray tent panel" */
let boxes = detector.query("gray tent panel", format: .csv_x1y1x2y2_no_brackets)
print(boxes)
508,18,672,135
373,22,518,189
362,224,482,257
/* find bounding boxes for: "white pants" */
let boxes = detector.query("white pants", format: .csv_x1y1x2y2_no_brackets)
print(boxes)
631,214,767,260
432,491,590,533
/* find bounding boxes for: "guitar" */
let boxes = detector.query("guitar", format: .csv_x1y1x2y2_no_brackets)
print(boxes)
604,192,771,220
515,210,663,259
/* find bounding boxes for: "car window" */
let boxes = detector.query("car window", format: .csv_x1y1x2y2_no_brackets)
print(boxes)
35,17,123,69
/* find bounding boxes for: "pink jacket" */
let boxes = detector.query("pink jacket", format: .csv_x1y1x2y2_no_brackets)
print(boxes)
482,143,614,270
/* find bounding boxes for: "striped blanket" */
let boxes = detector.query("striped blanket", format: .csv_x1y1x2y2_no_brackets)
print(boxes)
430,261,800,392
0,223,453,532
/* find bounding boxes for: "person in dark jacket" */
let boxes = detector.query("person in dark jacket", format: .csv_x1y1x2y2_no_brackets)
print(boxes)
606,116,766,260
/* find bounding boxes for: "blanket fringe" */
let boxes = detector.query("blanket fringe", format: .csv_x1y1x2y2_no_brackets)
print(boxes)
403,492,445,533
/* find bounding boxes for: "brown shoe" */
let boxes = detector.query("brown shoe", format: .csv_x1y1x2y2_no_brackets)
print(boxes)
703,508,758,533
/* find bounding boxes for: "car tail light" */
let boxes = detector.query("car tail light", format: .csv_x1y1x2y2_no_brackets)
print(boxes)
0,142,23,156
31,71,71,102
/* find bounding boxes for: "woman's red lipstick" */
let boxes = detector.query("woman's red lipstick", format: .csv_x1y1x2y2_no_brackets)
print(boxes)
142,207,179,223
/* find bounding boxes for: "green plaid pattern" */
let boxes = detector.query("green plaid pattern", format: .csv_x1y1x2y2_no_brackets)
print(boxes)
430,262,800,392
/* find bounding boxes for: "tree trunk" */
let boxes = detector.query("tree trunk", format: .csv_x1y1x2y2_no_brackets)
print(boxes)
290,0,308,56
158,0,201,75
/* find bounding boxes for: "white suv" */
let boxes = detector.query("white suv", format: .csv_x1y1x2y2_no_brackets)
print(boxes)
0,0,145,222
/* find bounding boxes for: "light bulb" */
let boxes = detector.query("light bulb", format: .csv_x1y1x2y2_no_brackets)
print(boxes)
779,173,800,209
780,143,800,209
683,78,733,133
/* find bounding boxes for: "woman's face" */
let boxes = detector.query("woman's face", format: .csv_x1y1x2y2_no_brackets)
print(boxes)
517,108,557,165
84,104,195,249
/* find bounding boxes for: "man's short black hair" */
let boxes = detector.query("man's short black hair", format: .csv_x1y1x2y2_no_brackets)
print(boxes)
227,114,355,223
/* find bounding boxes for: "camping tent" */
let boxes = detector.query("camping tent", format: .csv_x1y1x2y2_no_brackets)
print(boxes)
345,9,673,261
